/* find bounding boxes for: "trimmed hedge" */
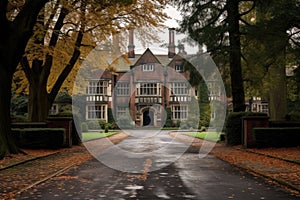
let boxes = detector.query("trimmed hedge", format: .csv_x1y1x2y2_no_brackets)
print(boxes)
286,112,300,121
81,122,89,132
269,121,300,127
164,107,173,127
12,128,65,149
225,112,267,145
107,108,115,124
253,128,300,148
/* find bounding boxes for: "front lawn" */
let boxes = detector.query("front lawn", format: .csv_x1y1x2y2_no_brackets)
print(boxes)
184,132,222,142
82,132,117,142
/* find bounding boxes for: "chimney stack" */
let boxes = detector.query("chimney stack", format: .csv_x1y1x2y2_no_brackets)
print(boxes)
128,29,135,59
112,33,121,55
168,28,176,59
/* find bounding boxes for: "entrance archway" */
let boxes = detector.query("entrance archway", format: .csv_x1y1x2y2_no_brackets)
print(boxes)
143,109,154,126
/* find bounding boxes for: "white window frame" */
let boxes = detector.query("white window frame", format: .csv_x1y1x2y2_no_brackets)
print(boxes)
140,83,158,96
175,64,183,72
208,82,220,100
171,82,189,95
261,104,269,114
87,81,108,95
142,64,154,72
194,88,198,97
87,104,107,120
49,104,59,115
116,106,127,118
116,82,130,96
171,105,188,120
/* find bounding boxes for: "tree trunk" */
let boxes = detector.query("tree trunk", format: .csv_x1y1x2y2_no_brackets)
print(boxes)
256,0,288,120
268,69,287,120
267,46,287,120
0,67,20,158
0,0,48,158
28,82,51,122
227,0,246,112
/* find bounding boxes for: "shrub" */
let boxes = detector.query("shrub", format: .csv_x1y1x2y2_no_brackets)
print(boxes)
253,128,300,148
107,108,115,123
99,120,106,129
57,111,73,117
176,120,181,127
57,104,72,116
81,122,88,132
110,122,119,130
287,111,300,121
87,120,100,130
164,119,173,127
11,114,29,122
164,108,173,127
269,121,300,127
104,124,109,133
225,112,267,145
199,126,207,132
199,103,210,127
180,115,199,130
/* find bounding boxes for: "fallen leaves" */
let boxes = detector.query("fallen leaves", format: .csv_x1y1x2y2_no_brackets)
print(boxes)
0,146,91,199
53,175,78,180
211,146,300,196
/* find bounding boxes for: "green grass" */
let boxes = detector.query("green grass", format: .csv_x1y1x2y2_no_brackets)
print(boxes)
161,127,180,130
184,132,222,142
293,160,300,164
82,132,117,141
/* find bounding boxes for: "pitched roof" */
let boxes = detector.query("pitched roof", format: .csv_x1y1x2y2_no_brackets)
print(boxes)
133,48,162,67
110,48,172,72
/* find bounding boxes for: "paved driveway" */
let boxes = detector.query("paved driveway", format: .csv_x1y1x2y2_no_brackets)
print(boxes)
16,130,298,199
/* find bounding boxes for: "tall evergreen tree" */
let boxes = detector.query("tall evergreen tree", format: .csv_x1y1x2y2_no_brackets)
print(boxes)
245,0,300,120
173,0,255,111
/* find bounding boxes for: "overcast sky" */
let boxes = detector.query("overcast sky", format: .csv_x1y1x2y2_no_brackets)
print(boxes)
134,5,199,55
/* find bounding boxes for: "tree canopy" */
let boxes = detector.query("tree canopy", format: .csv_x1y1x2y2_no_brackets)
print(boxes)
243,0,300,119
0,0,170,158
173,0,300,119
15,0,170,122
173,0,251,112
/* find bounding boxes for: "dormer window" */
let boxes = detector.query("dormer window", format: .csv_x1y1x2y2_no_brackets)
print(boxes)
142,64,154,71
175,64,183,72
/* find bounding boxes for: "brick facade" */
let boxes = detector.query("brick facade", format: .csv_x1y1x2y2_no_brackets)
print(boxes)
85,48,196,127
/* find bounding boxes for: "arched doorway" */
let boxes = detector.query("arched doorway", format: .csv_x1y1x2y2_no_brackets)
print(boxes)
143,109,154,126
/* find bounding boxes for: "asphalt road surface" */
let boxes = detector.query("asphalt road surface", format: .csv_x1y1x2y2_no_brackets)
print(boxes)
16,130,298,200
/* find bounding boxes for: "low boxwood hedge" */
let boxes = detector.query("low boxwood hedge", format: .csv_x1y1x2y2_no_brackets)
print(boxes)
12,128,65,149
269,121,300,127
253,128,300,148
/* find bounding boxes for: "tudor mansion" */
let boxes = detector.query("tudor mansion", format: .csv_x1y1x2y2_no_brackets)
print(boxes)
83,29,221,127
